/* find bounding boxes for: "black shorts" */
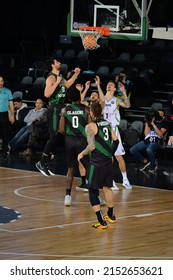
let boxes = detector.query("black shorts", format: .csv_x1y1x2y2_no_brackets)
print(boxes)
86,160,113,190
65,135,89,168
47,103,65,136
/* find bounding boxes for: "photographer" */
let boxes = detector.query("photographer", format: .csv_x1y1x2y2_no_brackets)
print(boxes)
130,109,168,173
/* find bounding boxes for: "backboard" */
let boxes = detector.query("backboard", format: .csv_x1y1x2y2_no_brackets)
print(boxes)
67,0,148,41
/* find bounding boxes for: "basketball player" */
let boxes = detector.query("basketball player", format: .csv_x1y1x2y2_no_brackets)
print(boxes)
35,57,81,176
98,79,132,190
59,87,91,206
78,102,119,229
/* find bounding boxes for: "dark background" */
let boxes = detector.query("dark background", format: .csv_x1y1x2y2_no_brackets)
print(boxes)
2,1,68,41
1,1,173,47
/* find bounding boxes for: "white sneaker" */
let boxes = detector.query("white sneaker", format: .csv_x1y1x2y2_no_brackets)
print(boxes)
111,181,119,191
122,179,132,189
99,196,106,206
64,195,71,206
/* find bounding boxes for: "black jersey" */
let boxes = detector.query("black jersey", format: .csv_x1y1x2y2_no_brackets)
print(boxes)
46,72,66,135
65,103,88,137
90,119,112,166
47,72,66,104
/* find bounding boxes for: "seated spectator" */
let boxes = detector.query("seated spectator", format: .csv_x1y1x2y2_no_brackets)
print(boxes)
167,136,173,146
130,109,168,174
9,99,47,152
9,97,29,140
19,118,49,156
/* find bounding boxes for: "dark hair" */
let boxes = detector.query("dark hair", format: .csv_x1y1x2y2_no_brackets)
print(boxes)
13,97,22,102
67,86,81,102
90,102,102,120
46,57,56,71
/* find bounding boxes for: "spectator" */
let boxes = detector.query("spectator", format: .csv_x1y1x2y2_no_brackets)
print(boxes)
9,99,47,152
130,109,168,174
168,136,173,146
9,97,29,139
19,115,49,156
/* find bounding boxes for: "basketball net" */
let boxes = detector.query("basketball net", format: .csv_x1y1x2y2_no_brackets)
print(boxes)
78,27,110,51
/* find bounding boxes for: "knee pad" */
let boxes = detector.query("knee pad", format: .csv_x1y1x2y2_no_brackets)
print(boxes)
89,188,100,206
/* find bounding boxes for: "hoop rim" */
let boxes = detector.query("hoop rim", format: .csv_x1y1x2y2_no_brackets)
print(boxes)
79,26,110,36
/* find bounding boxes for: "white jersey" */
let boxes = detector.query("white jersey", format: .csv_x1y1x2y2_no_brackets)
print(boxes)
103,96,125,156
103,96,120,128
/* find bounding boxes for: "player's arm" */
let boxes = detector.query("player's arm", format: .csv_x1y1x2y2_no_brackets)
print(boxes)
59,107,66,134
77,123,96,161
44,75,62,98
95,75,105,109
117,82,131,108
80,81,91,102
64,67,81,88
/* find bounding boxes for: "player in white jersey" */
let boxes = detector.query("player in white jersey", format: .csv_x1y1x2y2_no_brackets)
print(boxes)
100,80,132,190
103,95,124,156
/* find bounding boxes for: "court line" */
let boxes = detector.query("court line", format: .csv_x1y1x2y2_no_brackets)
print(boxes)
1,167,173,192
0,168,173,260
0,208,173,233
14,184,152,204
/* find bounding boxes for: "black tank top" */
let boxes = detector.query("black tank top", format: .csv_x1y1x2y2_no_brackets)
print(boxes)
90,119,112,165
65,103,88,137
47,72,66,104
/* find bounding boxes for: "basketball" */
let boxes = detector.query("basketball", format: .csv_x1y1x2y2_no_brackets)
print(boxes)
82,34,97,50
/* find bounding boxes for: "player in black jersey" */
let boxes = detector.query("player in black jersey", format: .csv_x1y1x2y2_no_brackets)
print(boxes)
78,102,119,229
35,57,81,176
59,87,91,206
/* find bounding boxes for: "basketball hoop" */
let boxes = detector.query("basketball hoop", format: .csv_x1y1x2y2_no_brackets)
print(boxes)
78,26,110,51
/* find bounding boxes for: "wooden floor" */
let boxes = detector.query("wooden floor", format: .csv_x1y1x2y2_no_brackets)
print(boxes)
0,167,173,260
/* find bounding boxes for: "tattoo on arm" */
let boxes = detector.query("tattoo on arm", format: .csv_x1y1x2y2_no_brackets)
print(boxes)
81,125,96,156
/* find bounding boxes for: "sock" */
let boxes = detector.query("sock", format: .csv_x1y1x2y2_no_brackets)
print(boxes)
107,207,113,218
81,176,86,185
41,154,50,165
122,171,128,181
66,189,71,196
95,210,104,224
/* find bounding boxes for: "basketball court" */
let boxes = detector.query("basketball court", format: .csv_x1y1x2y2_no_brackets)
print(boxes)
0,166,173,260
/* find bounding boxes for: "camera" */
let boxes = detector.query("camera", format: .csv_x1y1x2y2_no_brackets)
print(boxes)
145,110,162,126
118,75,126,83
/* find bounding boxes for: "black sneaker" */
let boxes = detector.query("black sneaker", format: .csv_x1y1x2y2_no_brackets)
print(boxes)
35,161,50,177
139,162,151,171
47,168,56,176
148,164,157,174
76,184,88,192
47,156,56,176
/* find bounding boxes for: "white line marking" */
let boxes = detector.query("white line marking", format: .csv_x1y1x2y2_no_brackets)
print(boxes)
0,209,173,233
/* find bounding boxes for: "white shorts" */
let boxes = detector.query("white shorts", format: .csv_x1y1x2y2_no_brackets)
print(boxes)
113,126,125,156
